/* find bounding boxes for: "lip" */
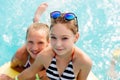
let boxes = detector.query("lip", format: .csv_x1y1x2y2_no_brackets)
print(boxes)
56,48,63,51
31,51,39,55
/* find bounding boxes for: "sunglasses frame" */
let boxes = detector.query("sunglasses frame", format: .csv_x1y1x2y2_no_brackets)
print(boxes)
50,11,77,20
50,11,78,29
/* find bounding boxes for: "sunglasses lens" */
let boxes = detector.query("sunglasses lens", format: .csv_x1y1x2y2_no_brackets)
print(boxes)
64,13,75,20
51,11,61,19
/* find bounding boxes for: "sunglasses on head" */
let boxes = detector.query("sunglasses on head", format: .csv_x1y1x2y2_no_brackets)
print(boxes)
50,11,77,21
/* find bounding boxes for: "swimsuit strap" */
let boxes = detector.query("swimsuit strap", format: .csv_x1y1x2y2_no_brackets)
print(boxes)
71,48,75,60
24,55,31,68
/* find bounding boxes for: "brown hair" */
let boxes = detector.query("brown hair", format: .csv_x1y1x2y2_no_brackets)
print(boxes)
26,23,49,41
50,13,78,34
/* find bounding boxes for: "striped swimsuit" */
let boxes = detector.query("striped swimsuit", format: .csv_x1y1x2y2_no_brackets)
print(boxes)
46,51,75,80
24,56,31,68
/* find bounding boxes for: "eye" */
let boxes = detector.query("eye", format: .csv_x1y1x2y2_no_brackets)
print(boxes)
27,41,33,44
38,42,44,44
51,36,57,39
62,37,68,40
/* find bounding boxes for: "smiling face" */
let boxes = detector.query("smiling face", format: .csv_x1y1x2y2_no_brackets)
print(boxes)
50,23,79,56
50,12,79,56
26,23,49,59
26,29,48,59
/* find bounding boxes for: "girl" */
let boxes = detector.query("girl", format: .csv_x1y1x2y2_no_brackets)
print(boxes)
0,3,49,80
14,11,92,80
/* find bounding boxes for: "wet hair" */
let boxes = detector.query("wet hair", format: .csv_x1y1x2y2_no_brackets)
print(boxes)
50,13,79,34
26,23,49,41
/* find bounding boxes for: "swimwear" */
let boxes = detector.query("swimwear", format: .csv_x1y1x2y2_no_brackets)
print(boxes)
24,55,31,68
46,50,75,80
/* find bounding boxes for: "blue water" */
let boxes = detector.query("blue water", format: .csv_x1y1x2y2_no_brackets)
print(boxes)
0,0,120,80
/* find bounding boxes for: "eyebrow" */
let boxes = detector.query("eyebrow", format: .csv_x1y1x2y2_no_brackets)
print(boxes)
50,33,71,37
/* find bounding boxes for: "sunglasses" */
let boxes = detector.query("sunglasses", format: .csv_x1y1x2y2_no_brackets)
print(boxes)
50,11,78,31
50,11,77,21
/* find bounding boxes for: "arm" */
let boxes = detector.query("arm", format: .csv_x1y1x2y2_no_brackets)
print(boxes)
10,45,29,72
13,53,44,80
38,69,49,80
77,52,92,80
77,61,92,80
33,3,48,23
0,74,13,80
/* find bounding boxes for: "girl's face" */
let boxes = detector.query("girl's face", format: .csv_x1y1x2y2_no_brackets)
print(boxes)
50,23,78,56
26,29,49,59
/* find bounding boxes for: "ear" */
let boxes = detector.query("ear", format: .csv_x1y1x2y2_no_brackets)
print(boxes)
74,32,80,43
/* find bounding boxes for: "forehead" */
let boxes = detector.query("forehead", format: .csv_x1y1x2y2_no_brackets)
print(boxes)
29,28,43,33
27,29,47,37
50,23,74,36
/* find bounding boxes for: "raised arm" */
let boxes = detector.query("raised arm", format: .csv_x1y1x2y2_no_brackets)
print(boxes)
33,3,48,23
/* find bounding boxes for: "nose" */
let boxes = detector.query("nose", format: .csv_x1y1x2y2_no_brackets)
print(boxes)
32,44,38,51
56,39,62,47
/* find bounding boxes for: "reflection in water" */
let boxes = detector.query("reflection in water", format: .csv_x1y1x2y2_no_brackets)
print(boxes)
0,0,120,79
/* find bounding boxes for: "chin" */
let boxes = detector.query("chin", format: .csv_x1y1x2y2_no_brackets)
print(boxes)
56,52,64,56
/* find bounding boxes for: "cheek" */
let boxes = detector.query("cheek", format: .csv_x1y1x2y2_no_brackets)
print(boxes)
26,43,32,49
50,39,55,45
26,46,31,53
38,45,45,49
65,40,74,46
38,43,48,49
65,42,72,46
44,41,49,46
50,42,55,47
26,42,34,51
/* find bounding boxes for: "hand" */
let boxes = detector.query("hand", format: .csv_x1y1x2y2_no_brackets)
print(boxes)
0,74,12,80
38,70,49,80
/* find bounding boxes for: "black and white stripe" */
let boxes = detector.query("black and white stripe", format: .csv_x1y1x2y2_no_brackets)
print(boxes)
46,57,75,80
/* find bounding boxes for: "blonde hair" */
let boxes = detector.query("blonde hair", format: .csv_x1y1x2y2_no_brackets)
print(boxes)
26,23,49,41
50,13,78,34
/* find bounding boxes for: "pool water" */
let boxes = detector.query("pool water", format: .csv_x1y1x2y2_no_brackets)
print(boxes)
0,0,120,80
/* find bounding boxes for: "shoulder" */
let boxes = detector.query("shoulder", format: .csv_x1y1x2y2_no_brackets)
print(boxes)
12,45,29,65
74,47,92,67
73,47,92,79
15,45,29,60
